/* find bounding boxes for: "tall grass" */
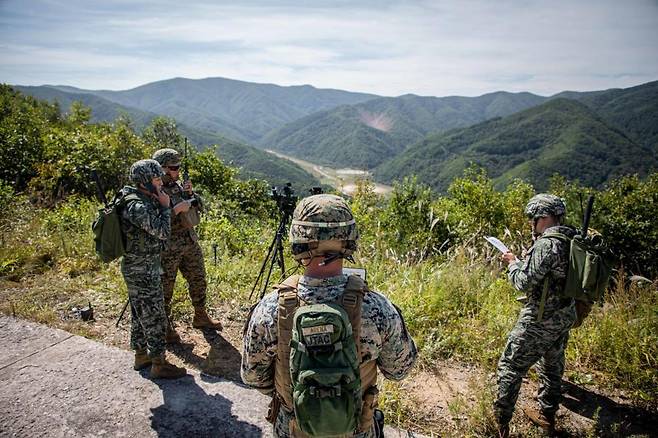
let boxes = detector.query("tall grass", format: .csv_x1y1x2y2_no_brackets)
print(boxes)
1,174,656,422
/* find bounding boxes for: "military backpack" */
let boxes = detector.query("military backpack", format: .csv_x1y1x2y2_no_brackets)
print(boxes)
538,232,614,327
271,274,379,437
92,191,140,262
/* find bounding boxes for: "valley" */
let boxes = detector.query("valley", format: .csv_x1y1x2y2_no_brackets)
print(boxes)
265,149,393,195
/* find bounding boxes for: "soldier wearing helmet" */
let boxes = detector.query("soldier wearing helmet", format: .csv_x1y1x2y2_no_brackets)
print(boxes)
494,194,577,436
119,159,186,379
241,194,417,438
152,148,222,344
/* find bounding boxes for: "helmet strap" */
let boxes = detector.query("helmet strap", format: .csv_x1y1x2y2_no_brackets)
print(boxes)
532,218,540,240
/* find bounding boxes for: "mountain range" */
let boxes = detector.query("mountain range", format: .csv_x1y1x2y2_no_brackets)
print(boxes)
47,77,376,143
259,92,547,168
12,76,658,192
375,98,656,192
14,84,324,191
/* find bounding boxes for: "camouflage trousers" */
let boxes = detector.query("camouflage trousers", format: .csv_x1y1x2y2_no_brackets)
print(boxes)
121,254,167,358
161,231,208,317
494,304,576,424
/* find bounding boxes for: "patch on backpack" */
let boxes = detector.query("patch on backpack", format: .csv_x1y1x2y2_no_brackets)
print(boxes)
302,324,334,347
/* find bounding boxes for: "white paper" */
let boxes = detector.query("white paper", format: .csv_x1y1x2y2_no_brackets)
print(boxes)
484,236,519,262
484,236,510,253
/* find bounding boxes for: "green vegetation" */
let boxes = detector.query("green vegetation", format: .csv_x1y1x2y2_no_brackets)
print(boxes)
259,105,404,168
376,98,657,192
558,80,658,152
260,92,546,169
2,82,657,435
11,86,323,192
214,141,324,192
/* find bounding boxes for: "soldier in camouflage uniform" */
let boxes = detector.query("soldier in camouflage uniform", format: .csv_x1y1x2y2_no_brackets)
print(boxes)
241,194,417,438
120,159,186,379
495,194,577,436
152,148,222,344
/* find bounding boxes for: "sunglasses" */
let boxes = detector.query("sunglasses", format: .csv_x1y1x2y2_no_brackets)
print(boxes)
166,165,181,171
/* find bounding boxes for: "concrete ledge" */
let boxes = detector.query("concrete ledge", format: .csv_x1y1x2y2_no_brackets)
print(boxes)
0,317,423,437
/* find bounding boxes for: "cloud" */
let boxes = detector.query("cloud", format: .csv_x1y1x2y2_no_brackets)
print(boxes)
0,0,657,95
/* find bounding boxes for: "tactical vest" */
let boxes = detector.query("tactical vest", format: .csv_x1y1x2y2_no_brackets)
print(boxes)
162,180,200,233
272,274,379,437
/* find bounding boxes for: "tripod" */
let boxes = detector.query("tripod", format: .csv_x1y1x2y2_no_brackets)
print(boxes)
249,209,293,300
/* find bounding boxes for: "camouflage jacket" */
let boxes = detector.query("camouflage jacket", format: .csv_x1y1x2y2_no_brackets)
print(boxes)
508,225,577,322
241,274,418,392
161,179,202,237
120,186,172,258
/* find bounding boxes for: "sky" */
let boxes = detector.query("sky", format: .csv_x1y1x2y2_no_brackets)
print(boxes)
1,0,657,97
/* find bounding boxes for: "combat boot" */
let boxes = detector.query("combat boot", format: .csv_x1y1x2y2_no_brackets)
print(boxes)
495,417,510,438
165,323,182,344
150,355,187,379
133,349,152,370
192,306,223,330
522,404,555,435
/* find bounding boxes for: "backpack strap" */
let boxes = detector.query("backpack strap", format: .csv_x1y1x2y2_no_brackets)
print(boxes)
341,275,379,434
341,275,367,360
275,275,302,412
536,232,570,322
540,232,570,243
120,193,146,253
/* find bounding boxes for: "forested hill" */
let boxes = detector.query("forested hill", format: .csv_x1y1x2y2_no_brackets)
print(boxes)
557,80,658,153
8,86,323,191
213,142,323,189
51,77,378,143
15,85,157,128
259,92,547,169
374,98,657,192
16,84,237,148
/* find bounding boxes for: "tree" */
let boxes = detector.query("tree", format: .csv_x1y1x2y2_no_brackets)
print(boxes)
142,116,181,150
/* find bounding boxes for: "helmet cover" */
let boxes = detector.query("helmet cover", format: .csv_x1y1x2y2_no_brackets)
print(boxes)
152,148,181,167
525,194,567,220
289,194,359,260
129,159,165,186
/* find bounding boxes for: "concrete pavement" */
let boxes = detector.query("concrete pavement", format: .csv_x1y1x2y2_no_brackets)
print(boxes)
0,316,421,438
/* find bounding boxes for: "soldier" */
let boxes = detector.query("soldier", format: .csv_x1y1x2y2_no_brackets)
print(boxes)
241,194,417,438
152,148,222,344
120,159,187,379
495,194,577,436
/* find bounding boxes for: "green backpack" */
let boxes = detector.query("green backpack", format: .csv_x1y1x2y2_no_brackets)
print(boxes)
92,191,139,263
289,303,362,437
539,232,615,326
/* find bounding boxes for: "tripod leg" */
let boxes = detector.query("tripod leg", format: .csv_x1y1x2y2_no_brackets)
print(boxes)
275,221,286,275
249,231,279,300
262,242,281,297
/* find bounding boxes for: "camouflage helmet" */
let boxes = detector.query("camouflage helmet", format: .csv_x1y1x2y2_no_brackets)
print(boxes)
129,159,165,186
289,194,359,261
152,148,181,167
525,194,567,220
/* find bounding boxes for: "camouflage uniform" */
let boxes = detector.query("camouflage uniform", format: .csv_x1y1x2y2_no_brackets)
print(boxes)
241,194,417,438
119,161,172,359
241,275,417,438
159,178,207,315
494,194,577,426
151,148,215,330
